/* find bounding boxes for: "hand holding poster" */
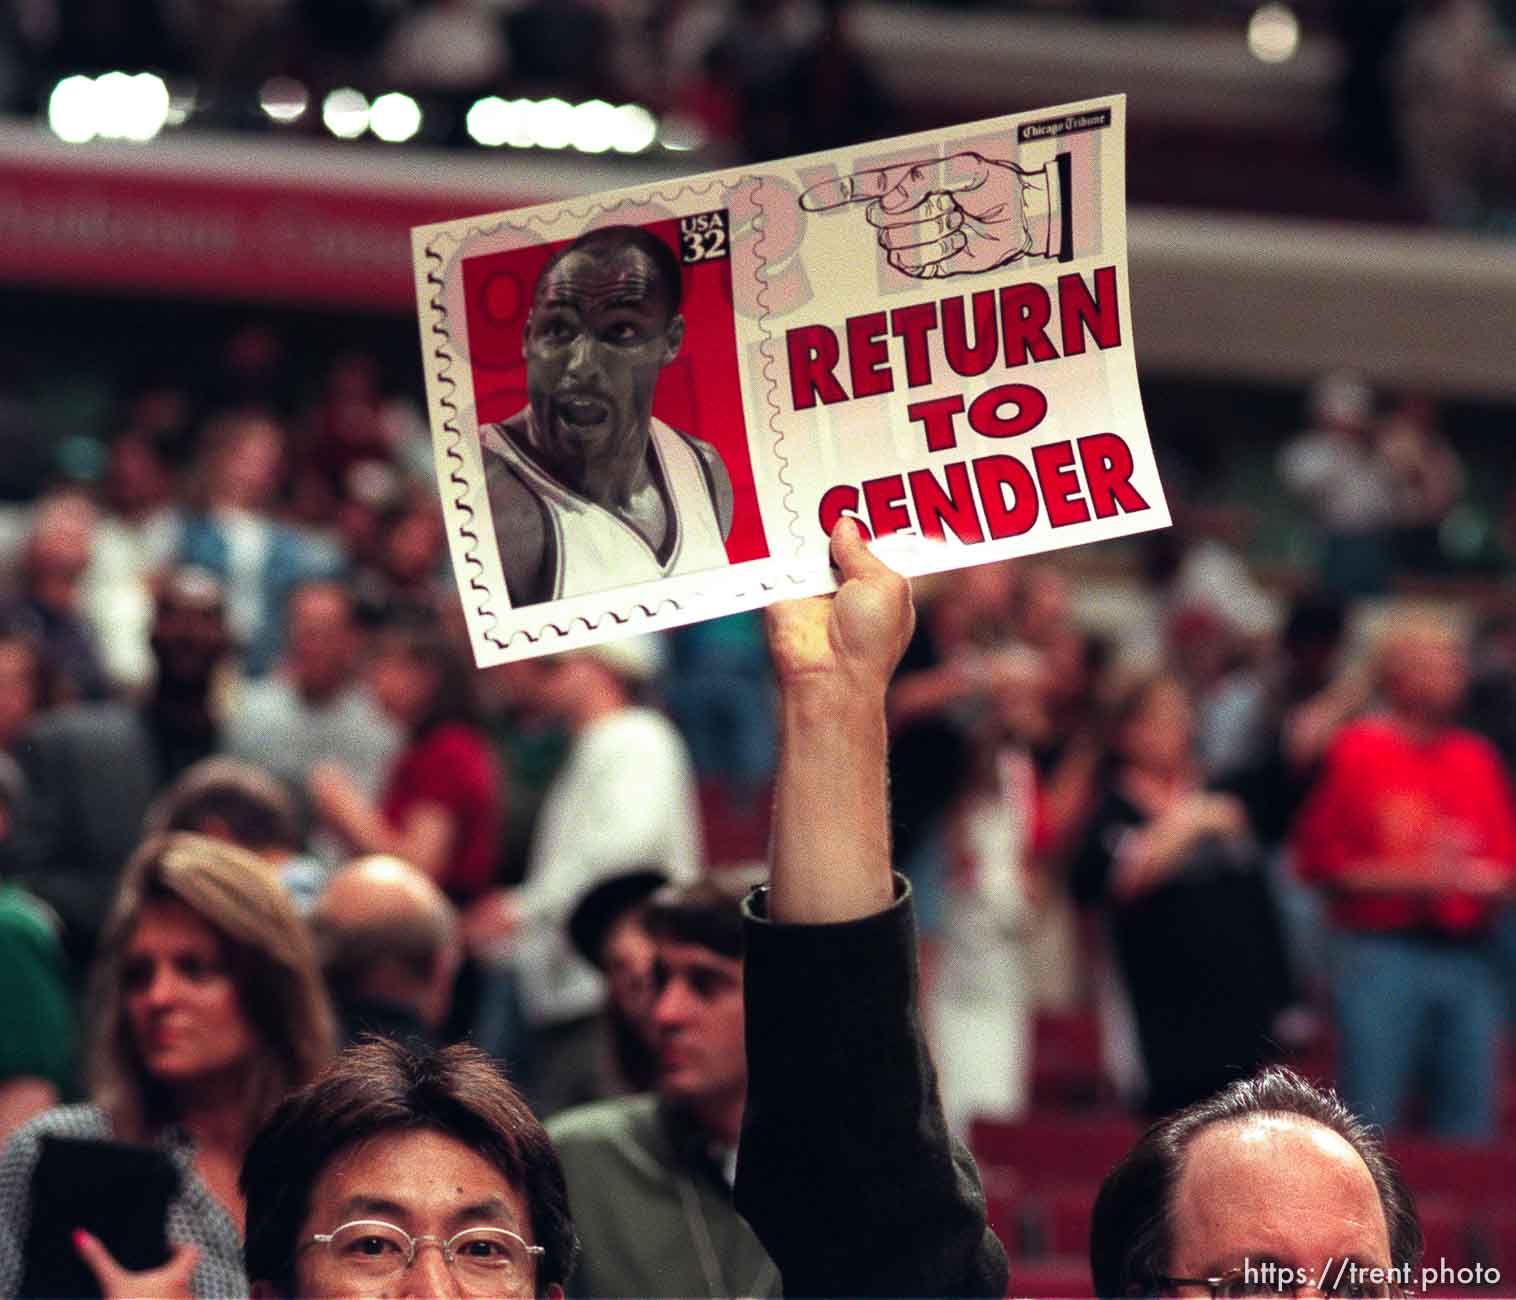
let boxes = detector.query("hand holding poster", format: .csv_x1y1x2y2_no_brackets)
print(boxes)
412,94,1167,665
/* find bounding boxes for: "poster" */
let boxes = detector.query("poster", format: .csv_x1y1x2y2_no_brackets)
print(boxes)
413,94,1167,665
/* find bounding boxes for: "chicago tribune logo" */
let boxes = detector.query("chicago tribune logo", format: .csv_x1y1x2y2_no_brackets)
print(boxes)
1017,109,1112,143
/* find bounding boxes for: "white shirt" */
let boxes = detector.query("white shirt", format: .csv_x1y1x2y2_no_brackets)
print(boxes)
1278,431,1398,534
510,706,702,1026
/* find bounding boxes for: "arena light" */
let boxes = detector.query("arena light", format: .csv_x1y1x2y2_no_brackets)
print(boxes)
102,71,171,142
467,96,534,148
370,92,422,143
164,80,197,127
259,76,308,125
611,104,658,154
526,97,575,150
658,115,706,153
50,72,172,143
48,74,98,143
466,95,659,152
570,99,619,153
322,87,370,140
500,99,535,148
1247,3,1300,63
466,96,508,146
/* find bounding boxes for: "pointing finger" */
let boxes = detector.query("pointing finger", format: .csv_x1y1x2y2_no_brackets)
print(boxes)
799,165,906,212
877,152,992,215
801,152,995,214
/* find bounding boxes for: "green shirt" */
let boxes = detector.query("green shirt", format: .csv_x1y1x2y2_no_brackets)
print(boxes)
548,1094,779,1299
0,884,77,1095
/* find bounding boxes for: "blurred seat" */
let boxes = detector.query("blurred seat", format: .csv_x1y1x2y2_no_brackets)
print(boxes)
1388,1137,1516,1206
1030,1009,1111,1110
1005,1255,1093,1298
971,1112,1140,1185
988,1178,1095,1260
1416,1193,1473,1273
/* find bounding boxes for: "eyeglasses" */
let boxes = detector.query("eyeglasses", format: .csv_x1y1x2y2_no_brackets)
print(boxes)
300,1219,544,1294
1156,1267,1408,1299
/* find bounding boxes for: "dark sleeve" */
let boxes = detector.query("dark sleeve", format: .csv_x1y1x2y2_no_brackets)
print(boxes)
11,712,155,954
735,880,1009,1299
1069,790,1122,909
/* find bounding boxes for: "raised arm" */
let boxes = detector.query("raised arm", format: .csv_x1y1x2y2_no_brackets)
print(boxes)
766,518,911,924
736,519,1009,1298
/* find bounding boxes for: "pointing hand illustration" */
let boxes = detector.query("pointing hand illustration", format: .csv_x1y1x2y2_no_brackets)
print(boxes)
800,150,1068,278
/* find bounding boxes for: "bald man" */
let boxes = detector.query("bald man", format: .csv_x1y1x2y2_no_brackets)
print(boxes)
1294,615,1516,1137
1091,1066,1420,1298
311,855,462,1048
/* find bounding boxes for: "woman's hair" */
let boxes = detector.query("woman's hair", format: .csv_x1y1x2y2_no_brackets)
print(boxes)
90,831,336,1141
374,618,480,738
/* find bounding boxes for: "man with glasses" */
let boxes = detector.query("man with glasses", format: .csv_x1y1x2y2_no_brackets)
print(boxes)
234,519,1007,1299
241,1037,575,1298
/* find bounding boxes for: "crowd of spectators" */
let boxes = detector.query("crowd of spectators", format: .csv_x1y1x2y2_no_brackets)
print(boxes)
883,365,1516,1146
0,321,1513,1144
0,4,1508,1294
0,303,1508,1295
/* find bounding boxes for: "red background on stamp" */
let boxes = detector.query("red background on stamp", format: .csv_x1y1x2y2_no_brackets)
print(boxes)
460,218,769,565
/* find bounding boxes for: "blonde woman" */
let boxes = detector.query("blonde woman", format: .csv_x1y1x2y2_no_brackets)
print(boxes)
0,832,335,1297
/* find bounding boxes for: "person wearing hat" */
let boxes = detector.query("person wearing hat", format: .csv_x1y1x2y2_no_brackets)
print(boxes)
547,870,778,1299
1277,370,1398,596
465,632,701,1117
567,865,670,1093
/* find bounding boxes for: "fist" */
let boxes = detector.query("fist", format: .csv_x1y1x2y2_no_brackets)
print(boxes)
765,518,915,695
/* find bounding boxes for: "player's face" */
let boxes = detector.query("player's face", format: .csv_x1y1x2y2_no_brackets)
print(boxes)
524,246,682,468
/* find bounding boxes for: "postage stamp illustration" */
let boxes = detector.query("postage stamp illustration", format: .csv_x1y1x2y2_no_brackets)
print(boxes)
413,93,1167,665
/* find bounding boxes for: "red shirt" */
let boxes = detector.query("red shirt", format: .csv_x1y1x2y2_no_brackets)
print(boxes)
1293,717,1516,933
381,722,505,902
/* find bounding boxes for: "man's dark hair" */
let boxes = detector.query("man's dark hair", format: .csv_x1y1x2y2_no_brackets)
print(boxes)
313,911,453,998
1089,1066,1421,1298
241,1039,578,1297
535,224,684,317
373,615,480,738
641,868,764,963
1282,589,1347,654
148,757,300,853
